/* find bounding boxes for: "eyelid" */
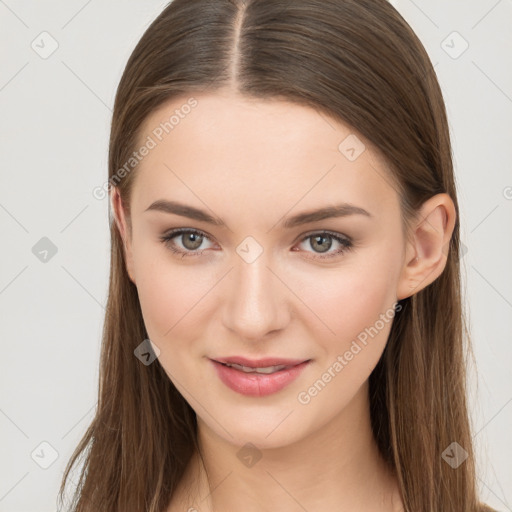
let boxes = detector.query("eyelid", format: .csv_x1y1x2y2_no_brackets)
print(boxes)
295,229,351,244
293,230,353,259
159,227,216,256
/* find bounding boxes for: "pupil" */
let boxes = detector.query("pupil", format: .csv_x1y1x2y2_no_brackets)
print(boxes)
312,235,331,253
184,233,202,250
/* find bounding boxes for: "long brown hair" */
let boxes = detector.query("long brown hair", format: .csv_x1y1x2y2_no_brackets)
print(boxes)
58,1,493,510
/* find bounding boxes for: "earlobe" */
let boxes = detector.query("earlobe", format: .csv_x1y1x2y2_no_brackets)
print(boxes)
110,187,136,284
396,193,456,300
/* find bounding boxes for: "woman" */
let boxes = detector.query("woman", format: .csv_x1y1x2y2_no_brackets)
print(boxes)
59,0,497,510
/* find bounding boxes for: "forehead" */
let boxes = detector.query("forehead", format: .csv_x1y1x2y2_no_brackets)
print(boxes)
130,91,400,224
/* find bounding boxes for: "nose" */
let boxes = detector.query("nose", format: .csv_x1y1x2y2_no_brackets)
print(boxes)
221,252,291,341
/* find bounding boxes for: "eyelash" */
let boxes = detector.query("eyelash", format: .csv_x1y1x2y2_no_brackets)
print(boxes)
159,228,354,260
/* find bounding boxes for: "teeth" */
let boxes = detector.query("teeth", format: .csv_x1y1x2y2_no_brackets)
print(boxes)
224,362,287,374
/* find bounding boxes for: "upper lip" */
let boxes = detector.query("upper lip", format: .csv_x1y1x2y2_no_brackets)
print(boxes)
211,356,310,368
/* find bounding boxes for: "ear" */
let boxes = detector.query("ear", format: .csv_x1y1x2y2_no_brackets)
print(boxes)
396,193,456,300
110,186,136,284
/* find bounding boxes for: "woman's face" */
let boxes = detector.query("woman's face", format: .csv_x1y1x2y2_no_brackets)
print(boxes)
114,90,412,448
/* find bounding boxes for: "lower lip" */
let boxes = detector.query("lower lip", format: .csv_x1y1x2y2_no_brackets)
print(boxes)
210,359,311,397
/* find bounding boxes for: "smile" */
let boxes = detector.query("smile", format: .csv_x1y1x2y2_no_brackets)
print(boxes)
209,358,311,397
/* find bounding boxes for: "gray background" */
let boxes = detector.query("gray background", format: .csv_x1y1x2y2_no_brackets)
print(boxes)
0,0,511,510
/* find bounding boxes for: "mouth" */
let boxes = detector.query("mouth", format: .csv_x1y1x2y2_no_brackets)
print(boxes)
216,362,292,374
209,356,312,397
212,356,309,369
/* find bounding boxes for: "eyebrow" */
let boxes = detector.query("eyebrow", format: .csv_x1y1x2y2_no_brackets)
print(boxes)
144,199,372,228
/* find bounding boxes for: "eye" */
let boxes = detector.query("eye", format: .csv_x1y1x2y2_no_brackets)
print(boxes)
159,228,354,260
293,231,353,259
159,228,215,258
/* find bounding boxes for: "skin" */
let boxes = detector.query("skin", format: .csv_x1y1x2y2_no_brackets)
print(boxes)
111,90,456,512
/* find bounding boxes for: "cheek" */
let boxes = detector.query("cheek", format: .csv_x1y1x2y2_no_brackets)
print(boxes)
132,244,211,344
292,252,401,347
293,262,400,420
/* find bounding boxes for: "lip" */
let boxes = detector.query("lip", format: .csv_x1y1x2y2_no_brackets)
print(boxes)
209,357,311,397
212,356,309,368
